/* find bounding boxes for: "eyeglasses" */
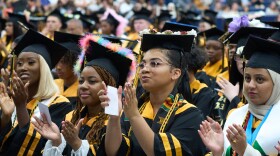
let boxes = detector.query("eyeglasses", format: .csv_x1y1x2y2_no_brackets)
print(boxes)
137,60,172,69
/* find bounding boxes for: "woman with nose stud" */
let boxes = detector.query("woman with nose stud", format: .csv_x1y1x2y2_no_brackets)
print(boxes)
98,30,206,156
199,36,280,156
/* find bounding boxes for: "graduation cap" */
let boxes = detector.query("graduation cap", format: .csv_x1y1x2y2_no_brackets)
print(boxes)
263,21,280,28
227,27,278,48
157,10,172,23
80,13,99,29
269,30,280,43
204,9,218,19
7,13,35,29
84,40,133,86
162,21,198,32
198,27,224,41
242,35,280,74
13,29,69,69
54,31,81,54
47,9,67,29
133,8,152,22
177,17,200,27
180,10,200,19
106,13,120,28
141,34,195,52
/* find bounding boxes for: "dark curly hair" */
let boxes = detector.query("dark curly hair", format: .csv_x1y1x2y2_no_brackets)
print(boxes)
185,46,208,74
71,65,116,144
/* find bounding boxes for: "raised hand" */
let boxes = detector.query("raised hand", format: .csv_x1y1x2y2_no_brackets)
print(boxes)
123,82,139,119
217,76,240,102
98,81,123,117
0,83,15,118
1,68,11,88
226,124,247,155
31,114,61,146
198,116,224,156
62,119,83,151
10,73,29,108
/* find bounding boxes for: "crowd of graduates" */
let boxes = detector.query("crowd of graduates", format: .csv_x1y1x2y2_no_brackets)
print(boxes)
1,0,280,155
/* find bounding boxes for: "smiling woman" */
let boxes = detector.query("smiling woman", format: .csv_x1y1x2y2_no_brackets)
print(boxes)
0,29,72,155
32,34,135,156
99,30,206,156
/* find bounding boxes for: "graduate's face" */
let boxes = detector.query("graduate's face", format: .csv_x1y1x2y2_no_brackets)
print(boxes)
100,20,114,35
134,19,150,33
78,66,103,106
16,52,40,85
5,22,13,36
244,68,273,105
55,56,75,80
46,16,62,32
139,49,180,92
205,40,223,64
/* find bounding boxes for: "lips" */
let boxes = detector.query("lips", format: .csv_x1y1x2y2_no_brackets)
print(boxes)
19,73,30,79
248,92,257,97
79,92,90,98
141,76,150,82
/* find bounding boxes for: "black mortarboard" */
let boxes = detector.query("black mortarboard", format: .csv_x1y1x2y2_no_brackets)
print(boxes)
162,21,198,32
80,13,99,29
106,13,120,28
198,27,224,41
269,30,280,43
177,17,200,26
157,10,172,23
227,27,278,48
180,10,200,19
84,41,132,86
54,31,81,54
204,9,218,19
48,9,67,29
7,13,35,29
263,21,280,29
242,35,280,74
14,29,69,69
133,8,152,23
141,34,195,52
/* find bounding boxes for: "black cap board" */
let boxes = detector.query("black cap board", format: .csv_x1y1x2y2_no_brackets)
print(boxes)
54,31,82,54
162,21,198,32
14,29,69,69
84,40,132,86
133,8,152,23
242,35,280,74
141,34,195,52
198,27,224,41
228,27,278,48
7,12,35,29
47,9,67,29
157,10,172,23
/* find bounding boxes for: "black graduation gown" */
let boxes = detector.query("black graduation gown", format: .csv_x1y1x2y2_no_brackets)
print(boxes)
190,79,216,118
0,95,72,156
62,109,107,156
108,94,206,156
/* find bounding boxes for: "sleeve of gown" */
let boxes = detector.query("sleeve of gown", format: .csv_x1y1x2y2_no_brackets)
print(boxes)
243,143,262,156
71,140,90,156
43,133,66,156
154,106,206,156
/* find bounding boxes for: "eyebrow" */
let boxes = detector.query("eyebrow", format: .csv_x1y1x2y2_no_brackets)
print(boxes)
142,58,163,62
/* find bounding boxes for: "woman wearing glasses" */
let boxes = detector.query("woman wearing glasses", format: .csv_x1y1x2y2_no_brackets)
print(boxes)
98,31,206,156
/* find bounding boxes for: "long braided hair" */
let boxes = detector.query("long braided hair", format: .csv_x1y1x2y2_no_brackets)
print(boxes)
71,65,116,144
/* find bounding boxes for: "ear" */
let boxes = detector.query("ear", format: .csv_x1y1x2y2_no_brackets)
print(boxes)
171,68,181,80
